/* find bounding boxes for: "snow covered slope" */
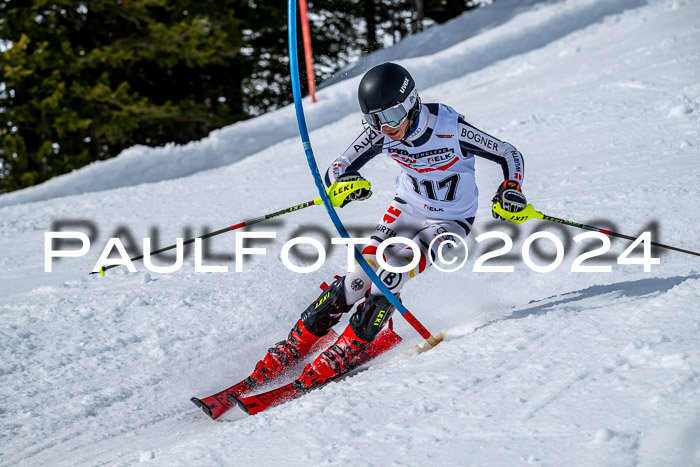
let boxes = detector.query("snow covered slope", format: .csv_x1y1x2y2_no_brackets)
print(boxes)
1,0,699,465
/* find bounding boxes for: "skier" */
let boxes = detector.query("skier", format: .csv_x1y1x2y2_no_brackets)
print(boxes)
247,62,527,390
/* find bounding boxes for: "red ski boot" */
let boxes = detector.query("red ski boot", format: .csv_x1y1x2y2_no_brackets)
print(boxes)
295,323,369,389
246,276,352,389
295,291,400,390
246,319,333,387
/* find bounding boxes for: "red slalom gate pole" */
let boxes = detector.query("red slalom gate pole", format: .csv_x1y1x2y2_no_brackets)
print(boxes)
298,0,317,103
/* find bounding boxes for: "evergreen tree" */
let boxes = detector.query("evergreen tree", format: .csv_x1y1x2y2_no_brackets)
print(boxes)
0,0,247,192
425,0,482,25
0,0,486,193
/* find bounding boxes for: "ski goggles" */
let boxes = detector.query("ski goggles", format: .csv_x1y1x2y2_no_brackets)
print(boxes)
363,88,419,131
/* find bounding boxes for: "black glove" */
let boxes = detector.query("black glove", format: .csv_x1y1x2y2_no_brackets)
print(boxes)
492,180,527,220
337,171,372,208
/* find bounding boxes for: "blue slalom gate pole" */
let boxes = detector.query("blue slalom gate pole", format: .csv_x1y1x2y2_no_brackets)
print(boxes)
287,0,438,345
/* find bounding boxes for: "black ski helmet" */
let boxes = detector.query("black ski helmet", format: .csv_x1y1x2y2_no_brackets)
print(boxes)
358,63,420,129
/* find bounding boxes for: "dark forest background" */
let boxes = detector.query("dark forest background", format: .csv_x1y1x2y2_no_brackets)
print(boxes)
0,0,483,193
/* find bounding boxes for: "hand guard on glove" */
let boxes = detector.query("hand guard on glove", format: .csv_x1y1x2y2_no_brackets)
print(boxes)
337,171,372,208
492,180,527,220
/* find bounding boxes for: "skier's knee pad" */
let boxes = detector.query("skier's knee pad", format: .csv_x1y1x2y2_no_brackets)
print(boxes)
301,276,352,336
349,293,396,342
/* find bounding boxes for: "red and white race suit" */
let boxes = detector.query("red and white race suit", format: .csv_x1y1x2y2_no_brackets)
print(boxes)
325,103,525,302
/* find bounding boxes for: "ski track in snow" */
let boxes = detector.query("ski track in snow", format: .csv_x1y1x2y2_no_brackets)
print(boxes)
1,0,700,465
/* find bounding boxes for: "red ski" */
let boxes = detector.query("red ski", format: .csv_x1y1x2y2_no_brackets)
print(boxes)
191,329,339,420
191,379,255,420
229,327,402,415
192,277,349,420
